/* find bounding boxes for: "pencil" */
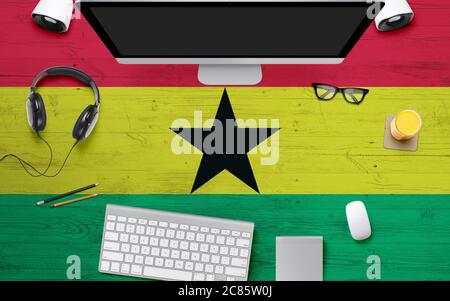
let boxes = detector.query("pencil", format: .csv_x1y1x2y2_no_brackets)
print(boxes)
36,183,99,206
50,193,98,208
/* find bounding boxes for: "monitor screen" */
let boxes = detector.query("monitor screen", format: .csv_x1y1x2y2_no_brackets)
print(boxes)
80,1,377,58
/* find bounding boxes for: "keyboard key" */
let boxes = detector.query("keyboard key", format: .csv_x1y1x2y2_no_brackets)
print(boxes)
215,265,224,274
116,223,125,232
230,248,238,256
106,222,115,231
191,252,200,261
131,264,142,275
102,251,123,262
185,261,194,270
200,227,209,233
210,245,219,254
135,255,144,264
211,228,219,234
136,225,145,234
211,255,220,264
221,229,230,235
103,241,120,251
104,232,119,241
169,223,179,229
190,242,199,251
119,233,128,242
131,245,140,254
201,254,210,263
195,263,204,272
232,231,240,237
149,237,159,246
220,246,229,255
156,228,165,237
161,249,170,258
144,266,192,281
107,215,116,221
145,256,154,265
125,254,134,263
148,220,157,226
170,240,179,249
126,224,135,233
206,274,215,281
193,273,205,281
226,237,235,246
227,276,235,281
138,219,147,225
128,218,137,224
240,249,249,258
165,259,174,268
130,235,138,244
236,238,250,248
121,263,130,273
141,246,150,255
176,231,185,240
221,256,230,265
196,233,205,242
242,232,251,238
140,236,148,245
190,225,199,231
166,229,175,238
160,239,169,248
180,224,189,230
225,267,246,277
186,232,195,241
216,236,225,245
231,257,247,267
159,221,168,228
181,251,190,260
117,216,126,222
171,250,180,259
155,258,164,267
175,260,184,269
205,264,214,273
151,248,160,256
206,235,215,243
146,227,155,236
100,261,110,271
180,241,189,250
121,243,130,253
200,244,209,252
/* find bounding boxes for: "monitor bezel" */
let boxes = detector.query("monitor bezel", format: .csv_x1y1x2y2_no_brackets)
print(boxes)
79,1,381,61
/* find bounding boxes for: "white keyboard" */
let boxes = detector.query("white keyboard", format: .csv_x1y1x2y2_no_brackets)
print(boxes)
99,204,254,281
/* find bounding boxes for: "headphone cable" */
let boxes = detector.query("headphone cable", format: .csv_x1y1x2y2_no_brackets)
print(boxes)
0,135,78,177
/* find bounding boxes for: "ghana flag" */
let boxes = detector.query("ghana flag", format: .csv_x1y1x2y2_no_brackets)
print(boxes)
0,0,450,281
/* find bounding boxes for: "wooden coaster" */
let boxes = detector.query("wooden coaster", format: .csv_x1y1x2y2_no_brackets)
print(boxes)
384,115,419,151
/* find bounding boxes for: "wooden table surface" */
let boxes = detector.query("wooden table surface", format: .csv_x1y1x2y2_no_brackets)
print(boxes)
1,0,450,281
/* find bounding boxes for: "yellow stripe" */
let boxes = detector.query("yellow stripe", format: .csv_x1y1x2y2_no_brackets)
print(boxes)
0,87,449,194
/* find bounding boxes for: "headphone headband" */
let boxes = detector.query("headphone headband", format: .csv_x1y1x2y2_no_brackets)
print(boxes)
30,66,100,106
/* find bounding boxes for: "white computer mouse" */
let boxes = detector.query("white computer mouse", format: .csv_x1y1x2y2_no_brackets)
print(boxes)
346,201,372,240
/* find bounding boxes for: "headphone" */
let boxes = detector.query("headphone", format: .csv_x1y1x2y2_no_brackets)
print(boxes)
27,66,100,141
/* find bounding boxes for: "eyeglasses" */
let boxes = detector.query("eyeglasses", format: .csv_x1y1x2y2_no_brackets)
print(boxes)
312,83,369,105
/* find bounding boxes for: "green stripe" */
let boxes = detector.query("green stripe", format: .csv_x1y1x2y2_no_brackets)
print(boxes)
1,194,449,280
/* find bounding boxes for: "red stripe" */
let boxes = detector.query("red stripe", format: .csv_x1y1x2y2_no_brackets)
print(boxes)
1,0,449,87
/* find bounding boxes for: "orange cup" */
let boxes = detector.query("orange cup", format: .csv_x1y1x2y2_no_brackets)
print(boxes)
390,109,422,141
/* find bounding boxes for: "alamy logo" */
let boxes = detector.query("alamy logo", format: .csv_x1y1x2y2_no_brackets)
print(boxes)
66,255,81,280
366,255,381,280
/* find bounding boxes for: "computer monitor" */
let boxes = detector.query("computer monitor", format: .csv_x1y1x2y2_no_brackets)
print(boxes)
78,0,383,85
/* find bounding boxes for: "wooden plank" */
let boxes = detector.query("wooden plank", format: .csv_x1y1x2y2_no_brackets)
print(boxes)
1,87,449,194
1,0,450,86
0,194,449,280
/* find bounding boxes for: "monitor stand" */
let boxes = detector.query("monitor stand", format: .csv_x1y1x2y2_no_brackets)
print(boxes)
198,64,262,86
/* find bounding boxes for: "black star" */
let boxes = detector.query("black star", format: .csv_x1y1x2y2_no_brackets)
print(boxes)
171,89,279,193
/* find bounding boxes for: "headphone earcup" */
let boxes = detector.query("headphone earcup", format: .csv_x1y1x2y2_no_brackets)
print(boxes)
73,105,99,141
26,93,46,133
